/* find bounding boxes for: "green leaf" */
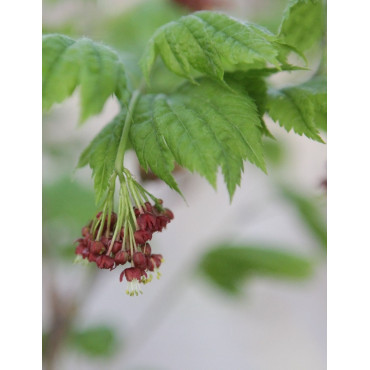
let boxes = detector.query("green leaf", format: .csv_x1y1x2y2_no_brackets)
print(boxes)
68,326,117,357
198,245,313,294
43,177,96,226
141,11,283,82
43,178,96,260
225,71,276,139
129,95,181,194
99,0,186,55
266,77,326,141
279,0,325,52
77,111,126,204
42,34,127,122
281,187,327,250
263,138,285,166
298,76,327,132
130,78,266,199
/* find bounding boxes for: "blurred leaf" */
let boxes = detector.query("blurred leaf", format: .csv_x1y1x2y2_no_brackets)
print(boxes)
263,138,285,166
43,177,96,226
42,331,49,356
68,326,117,357
282,187,327,250
55,244,77,261
279,0,325,52
198,245,313,294
43,178,96,260
99,0,186,55
252,0,290,34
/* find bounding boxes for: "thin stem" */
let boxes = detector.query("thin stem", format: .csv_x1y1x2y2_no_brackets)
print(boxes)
114,84,144,174
134,180,162,208
96,203,108,240
128,178,143,212
106,186,124,255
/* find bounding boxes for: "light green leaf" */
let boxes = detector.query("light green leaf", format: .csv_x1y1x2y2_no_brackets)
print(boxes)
225,71,276,139
198,245,313,294
266,77,326,142
298,76,327,131
225,71,268,118
279,0,325,52
281,186,327,250
68,326,118,357
141,11,283,82
43,177,96,225
99,0,186,55
129,94,182,194
77,112,126,204
130,78,266,199
42,34,127,122
43,178,96,260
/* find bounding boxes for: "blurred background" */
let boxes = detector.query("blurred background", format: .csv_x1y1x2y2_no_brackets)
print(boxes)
42,0,327,369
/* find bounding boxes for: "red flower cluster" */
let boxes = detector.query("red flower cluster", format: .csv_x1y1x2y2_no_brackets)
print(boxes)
75,201,174,295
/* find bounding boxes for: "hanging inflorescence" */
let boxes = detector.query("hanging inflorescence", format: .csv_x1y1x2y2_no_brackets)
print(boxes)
74,169,174,296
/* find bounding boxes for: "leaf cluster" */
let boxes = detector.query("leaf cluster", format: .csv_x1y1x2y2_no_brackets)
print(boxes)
43,1,327,201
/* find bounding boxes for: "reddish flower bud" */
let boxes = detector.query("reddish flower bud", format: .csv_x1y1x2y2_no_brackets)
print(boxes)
147,254,163,271
75,243,85,256
101,236,111,248
81,247,90,259
133,252,147,269
115,250,129,265
88,253,98,263
122,267,142,282
152,254,163,268
134,230,152,244
109,212,117,228
120,227,125,239
81,226,90,237
96,255,115,270
156,216,169,231
144,202,153,213
90,241,106,255
112,241,122,254
142,243,152,256
164,208,174,220
137,213,157,231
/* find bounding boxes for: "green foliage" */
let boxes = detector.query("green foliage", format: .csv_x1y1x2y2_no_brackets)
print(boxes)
141,11,284,83
99,0,186,54
198,244,313,294
279,0,325,52
68,326,117,357
266,76,327,141
43,178,96,260
43,177,96,226
42,34,127,122
130,78,266,199
282,186,327,250
77,112,126,204
263,138,285,166
43,5,327,202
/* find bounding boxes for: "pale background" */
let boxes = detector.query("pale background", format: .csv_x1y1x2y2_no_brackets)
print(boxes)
42,1,327,369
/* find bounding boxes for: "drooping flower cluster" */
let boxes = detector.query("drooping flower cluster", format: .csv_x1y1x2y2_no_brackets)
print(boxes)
74,169,174,296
